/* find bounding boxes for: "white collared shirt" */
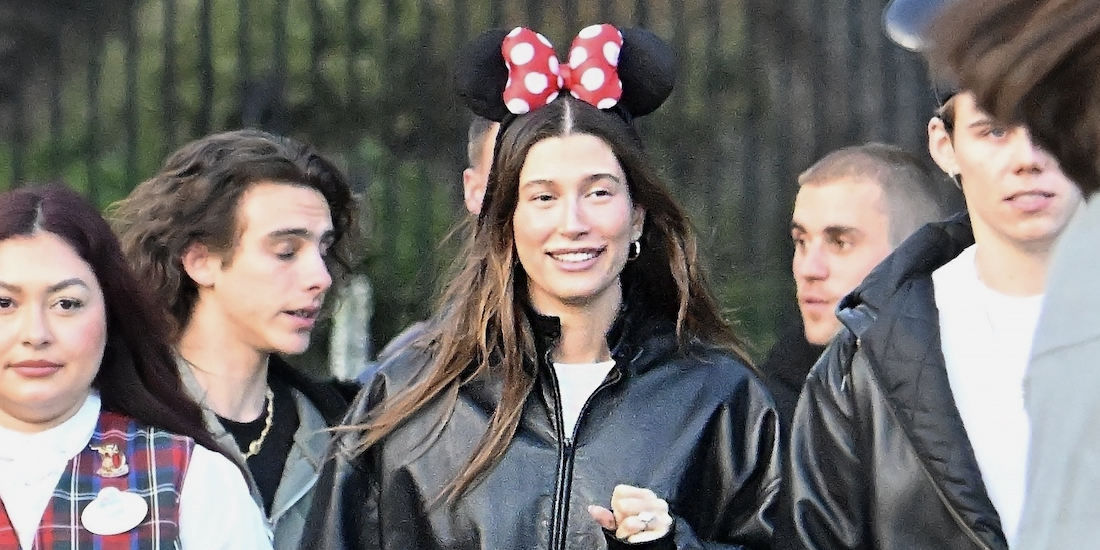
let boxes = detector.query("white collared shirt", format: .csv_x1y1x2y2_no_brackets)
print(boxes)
0,393,272,550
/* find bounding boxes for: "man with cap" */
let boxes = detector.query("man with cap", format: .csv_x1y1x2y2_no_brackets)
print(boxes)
928,1,1100,549
785,0,1083,548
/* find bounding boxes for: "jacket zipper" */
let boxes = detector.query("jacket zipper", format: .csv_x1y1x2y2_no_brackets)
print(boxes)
545,350,622,550
916,456,993,550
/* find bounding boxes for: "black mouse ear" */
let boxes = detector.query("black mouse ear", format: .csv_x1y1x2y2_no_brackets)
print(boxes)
617,27,676,118
454,28,513,122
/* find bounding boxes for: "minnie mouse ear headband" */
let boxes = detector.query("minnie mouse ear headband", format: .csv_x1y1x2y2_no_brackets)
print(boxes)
454,24,676,124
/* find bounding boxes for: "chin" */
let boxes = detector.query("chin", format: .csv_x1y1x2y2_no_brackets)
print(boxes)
271,336,312,356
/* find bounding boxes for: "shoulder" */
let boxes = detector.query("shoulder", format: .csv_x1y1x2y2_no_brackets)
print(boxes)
268,356,359,425
649,339,775,407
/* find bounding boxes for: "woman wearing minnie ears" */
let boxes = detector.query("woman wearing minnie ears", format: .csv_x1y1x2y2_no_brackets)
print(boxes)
0,185,271,549
303,24,778,550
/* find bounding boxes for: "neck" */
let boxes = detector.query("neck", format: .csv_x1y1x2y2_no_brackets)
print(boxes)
538,285,622,364
177,307,271,422
972,237,1050,296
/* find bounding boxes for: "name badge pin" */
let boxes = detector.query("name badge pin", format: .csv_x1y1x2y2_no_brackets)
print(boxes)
80,487,148,536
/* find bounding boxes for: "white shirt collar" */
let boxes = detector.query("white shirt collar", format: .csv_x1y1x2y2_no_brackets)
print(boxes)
0,392,101,464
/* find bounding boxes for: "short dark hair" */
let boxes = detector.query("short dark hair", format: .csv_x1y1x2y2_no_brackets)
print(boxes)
0,184,231,462
466,115,497,168
110,129,357,338
799,142,947,246
928,0,1100,195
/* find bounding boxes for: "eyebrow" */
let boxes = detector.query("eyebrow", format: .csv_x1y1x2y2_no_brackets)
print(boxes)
789,223,863,238
968,118,1006,130
266,228,335,242
521,173,624,189
823,226,863,240
0,278,89,293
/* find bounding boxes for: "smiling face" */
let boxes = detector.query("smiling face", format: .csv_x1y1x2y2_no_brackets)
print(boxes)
183,182,335,355
0,232,107,432
929,92,1082,253
512,133,645,317
791,178,893,345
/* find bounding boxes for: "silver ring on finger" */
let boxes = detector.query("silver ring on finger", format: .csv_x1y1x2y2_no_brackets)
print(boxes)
637,511,656,530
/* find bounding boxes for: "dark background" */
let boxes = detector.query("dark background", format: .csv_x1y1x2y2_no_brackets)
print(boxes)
0,0,961,371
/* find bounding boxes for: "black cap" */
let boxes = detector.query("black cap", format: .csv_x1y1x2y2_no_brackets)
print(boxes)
883,0,960,105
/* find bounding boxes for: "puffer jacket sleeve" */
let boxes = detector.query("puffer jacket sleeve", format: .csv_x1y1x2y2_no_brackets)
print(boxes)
787,335,865,550
604,358,781,550
298,376,384,550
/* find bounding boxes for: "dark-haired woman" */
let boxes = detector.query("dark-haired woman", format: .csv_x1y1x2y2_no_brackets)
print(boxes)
305,25,778,550
0,185,271,549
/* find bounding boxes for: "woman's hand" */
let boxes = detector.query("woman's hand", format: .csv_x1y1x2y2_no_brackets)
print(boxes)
588,484,673,543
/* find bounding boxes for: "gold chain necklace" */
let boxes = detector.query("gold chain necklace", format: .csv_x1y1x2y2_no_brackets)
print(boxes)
243,386,275,459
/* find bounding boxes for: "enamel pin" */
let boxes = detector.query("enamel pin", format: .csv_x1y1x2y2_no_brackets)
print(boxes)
81,487,148,536
89,444,129,478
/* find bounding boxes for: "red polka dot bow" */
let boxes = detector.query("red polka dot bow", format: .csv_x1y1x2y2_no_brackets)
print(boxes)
501,24,624,115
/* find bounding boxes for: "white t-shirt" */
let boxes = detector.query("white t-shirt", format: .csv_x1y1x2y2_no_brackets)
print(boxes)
933,244,1043,546
0,393,272,550
553,360,617,438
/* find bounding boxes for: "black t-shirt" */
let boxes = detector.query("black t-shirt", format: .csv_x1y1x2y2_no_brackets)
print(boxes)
216,375,299,514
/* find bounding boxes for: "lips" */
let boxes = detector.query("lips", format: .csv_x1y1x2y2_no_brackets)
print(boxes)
9,360,64,378
547,247,604,263
1005,190,1056,213
799,296,833,313
284,307,319,320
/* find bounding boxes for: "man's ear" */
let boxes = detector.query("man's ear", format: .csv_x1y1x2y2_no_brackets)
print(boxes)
928,116,960,178
180,242,221,288
462,167,488,216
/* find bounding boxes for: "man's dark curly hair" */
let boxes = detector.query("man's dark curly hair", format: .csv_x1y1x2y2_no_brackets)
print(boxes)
110,129,357,338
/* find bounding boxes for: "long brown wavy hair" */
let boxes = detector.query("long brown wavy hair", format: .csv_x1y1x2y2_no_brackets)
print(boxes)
356,96,748,499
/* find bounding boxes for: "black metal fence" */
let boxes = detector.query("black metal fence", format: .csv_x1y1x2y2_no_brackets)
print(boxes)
0,0,949,357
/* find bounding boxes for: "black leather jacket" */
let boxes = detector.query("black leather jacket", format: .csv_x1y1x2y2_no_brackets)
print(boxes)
302,301,780,550
787,215,1010,550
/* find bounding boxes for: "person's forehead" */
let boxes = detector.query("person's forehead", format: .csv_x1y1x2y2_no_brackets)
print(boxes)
792,178,887,230
0,232,98,288
520,134,623,179
952,92,995,122
235,182,333,236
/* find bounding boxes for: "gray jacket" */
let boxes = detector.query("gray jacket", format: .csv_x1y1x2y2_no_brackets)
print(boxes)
178,359,338,550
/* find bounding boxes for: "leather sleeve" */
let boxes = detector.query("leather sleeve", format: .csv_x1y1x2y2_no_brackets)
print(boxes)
603,369,781,550
298,384,383,550
787,337,866,550
667,363,782,550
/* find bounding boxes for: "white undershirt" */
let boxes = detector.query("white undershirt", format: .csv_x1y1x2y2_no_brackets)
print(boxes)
0,393,272,550
933,244,1042,546
553,360,616,437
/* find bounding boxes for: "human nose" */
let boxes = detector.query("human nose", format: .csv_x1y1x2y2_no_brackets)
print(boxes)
302,248,333,292
794,241,829,281
558,196,590,238
1011,128,1050,174
20,305,54,349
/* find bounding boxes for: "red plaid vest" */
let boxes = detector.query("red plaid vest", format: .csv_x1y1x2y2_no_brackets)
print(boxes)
0,411,194,549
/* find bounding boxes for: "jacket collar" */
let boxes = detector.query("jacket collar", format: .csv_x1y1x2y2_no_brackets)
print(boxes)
524,283,673,369
839,214,1008,548
176,355,331,525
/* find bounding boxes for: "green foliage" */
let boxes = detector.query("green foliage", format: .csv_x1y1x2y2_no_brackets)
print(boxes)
2,0,791,359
